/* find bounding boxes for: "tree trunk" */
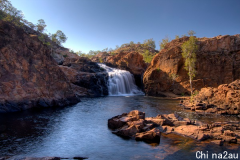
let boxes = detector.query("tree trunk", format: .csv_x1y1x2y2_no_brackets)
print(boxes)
189,66,193,96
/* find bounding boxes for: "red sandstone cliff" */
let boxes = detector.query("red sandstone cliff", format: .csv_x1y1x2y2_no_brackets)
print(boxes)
0,21,80,112
143,35,240,96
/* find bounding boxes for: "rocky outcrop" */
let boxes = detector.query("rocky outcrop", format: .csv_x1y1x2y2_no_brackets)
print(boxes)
91,52,110,63
108,110,161,143
105,51,147,88
109,110,240,145
143,35,240,97
180,79,240,115
60,57,108,97
0,20,80,112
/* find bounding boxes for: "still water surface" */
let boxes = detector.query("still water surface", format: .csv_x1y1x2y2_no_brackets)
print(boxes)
0,96,239,160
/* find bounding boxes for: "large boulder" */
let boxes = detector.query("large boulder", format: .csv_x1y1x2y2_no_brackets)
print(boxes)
108,110,161,143
143,35,240,97
0,21,80,112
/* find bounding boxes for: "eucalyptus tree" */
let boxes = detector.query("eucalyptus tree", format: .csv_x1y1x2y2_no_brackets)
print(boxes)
181,31,198,97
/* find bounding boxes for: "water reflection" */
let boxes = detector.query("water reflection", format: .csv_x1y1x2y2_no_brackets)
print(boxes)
0,96,239,160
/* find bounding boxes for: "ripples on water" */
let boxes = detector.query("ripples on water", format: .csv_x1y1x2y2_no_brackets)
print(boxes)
0,96,239,160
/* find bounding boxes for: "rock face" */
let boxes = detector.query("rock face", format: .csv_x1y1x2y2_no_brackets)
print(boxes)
60,57,108,97
180,79,240,115
105,51,147,88
109,110,240,146
143,35,240,96
0,21,80,112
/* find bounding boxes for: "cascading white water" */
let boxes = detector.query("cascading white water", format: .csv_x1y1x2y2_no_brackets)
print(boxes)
98,63,144,96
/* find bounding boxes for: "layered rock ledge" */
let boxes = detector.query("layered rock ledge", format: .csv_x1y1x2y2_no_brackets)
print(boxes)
108,110,240,145
180,79,240,115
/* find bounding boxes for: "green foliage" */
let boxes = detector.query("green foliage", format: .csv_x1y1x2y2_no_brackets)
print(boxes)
175,35,180,39
143,38,156,49
99,57,103,63
110,52,116,56
193,90,199,96
102,47,108,52
142,50,154,63
36,19,46,33
0,0,24,27
188,30,196,36
159,36,170,50
129,41,134,46
181,31,198,96
181,34,186,38
51,30,67,46
63,54,68,58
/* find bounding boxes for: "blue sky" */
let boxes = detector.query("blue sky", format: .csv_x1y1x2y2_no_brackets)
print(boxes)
10,0,240,53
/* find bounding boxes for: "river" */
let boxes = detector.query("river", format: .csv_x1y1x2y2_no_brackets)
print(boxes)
0,96,239,160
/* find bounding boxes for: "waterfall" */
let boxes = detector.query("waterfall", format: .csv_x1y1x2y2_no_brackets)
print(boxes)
98,63,144,96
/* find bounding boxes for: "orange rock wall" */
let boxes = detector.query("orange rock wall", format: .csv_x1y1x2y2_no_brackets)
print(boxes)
143,35,240,96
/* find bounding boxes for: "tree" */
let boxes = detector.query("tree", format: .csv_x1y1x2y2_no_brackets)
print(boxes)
51,30,67,45
188,30,196,36
143,38,156,49
36,19,46,33
102,47,108,52
27,21,35,30
159,36,170,50
129,41,134,46
181,31,198,97
142,50,154,63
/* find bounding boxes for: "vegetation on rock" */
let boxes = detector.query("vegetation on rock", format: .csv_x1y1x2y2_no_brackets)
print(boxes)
181,30,198,97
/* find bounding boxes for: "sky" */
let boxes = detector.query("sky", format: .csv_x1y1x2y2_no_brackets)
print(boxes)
10,0,240,53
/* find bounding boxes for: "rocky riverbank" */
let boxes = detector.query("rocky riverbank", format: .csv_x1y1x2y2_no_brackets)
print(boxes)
180,79,240,115
108,110,240,146
0,20,110,112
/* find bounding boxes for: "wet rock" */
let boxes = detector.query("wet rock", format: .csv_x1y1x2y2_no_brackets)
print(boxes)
109,110,240,145
108,113,128,130
211,140,224,146
135,128,161,143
